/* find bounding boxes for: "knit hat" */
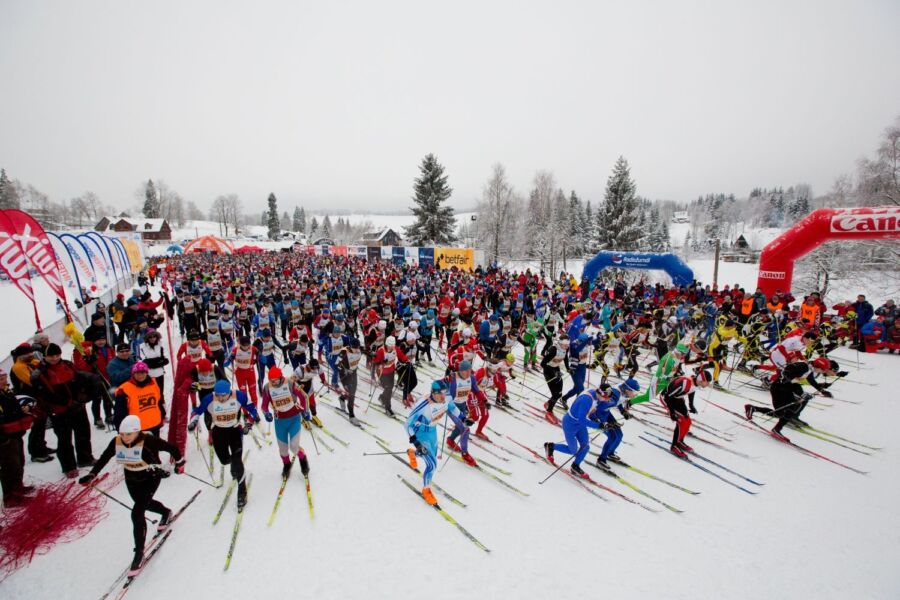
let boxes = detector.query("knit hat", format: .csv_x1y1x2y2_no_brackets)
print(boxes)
45,343,62,356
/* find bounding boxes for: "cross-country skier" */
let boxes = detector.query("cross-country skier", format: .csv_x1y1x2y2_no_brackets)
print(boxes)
659,368,711,457
188,380,259,509
543,387,606,478
592,379,640,468
744,357,841,441
260,367,310,478
444,360,480,466
79,415,185,576
405,380,469,505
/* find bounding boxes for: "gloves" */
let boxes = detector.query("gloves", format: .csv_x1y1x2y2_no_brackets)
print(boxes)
78,473,96,485
620,409,633,420
464,418,474,427
174,458,186,474
409,436,426,455
302,411,312,422
668,410,678,422
190,382,200,392
837,370,849,377
187,416,199,432
319,374,326,384
241,422,253,435
264,411,274,422
820,390,833,398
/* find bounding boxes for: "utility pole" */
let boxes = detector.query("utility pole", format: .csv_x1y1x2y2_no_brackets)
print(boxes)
713,238,721,288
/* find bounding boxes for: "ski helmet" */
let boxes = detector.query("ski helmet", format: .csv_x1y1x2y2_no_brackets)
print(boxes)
119,415,141,434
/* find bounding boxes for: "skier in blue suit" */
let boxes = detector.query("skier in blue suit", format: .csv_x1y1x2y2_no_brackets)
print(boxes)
544,388,604,478
405,380,467,505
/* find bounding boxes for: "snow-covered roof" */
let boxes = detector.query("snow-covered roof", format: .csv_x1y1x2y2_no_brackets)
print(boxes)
360,228,398,241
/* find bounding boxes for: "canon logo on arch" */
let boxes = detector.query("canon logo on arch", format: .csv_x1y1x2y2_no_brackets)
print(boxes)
830,210,900,233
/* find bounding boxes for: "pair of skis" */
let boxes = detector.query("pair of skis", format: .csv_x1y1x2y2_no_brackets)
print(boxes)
100,490,202,599
268,457,315,526
397,473,490,553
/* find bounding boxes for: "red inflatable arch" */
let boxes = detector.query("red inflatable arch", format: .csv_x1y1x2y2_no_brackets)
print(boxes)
756,206,900,297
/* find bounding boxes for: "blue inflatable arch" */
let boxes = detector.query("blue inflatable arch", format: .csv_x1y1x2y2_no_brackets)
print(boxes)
582,252,694,289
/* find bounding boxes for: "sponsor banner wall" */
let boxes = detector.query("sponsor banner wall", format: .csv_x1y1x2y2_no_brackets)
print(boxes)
418,247,434,267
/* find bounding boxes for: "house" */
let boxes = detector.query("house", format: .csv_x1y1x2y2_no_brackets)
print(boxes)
96,216,172,241
359,228,402,247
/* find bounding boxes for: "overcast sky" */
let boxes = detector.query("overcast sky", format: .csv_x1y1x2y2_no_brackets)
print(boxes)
1,1,899,214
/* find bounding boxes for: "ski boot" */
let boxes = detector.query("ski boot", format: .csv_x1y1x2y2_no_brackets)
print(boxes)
339,396,347,412
560,399,569,411
299,453,310,477
281,460,293,479
237,481,248,510
677,440,694,453
670,444,687,458
570,463,589,479
770,429,791,443
94,419,106,430
461,453,477,467
447,438,461,453
421,487,438,506
790,416,809,428
128,549,144,577
349,416,361,427
595,456,612,471
744,404,755,421
157,508,172,533
407,448,419,469
607,453,625,466
713,381,724,390
311,415,323,428
543,442,555,464
474,430,491,442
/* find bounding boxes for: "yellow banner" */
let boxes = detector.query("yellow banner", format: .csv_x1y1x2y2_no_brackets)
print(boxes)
436,248,474,271
121,239,144,274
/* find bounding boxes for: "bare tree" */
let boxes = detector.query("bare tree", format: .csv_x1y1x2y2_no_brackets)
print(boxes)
526,170,556,274
476,163,519,265
210,195,229,236
225,195,242,236
857,116,900,206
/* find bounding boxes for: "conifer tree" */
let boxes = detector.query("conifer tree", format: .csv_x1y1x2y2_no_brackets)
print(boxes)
404,153,457,245
594,156,641,251
266,193,280,239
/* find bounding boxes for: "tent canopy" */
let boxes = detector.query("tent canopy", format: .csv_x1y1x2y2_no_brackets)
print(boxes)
182,235,233,255
234,245,265,254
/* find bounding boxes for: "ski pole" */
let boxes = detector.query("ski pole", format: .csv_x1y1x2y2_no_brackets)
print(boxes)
538,431,604,485
362,450,410,457
183,470,219,488
364,373,381,414
438,408,449,460
89,486,158,523
308,419,321,455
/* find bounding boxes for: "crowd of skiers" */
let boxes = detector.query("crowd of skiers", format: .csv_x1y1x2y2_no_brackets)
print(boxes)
0,250,893,569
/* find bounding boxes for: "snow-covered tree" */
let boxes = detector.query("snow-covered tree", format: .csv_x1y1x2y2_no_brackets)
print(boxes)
595,156,641,251
293,207,304,232
280,210,291,232
0,169,19,209
404,153,457,245
323,215,332,238
526,170,556,270
309,217,319,238
142,179,160,218
266,193,280,239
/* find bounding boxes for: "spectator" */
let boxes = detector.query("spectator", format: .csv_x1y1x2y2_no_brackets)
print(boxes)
850,294,875,350
10,343,54,463
0,368,35,507
875,299,898,328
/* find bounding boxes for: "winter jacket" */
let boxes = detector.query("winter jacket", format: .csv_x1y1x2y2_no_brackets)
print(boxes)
107,356,136,387
851,300,874,325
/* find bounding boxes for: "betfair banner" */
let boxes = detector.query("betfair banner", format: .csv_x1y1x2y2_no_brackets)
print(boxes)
436,248,474,271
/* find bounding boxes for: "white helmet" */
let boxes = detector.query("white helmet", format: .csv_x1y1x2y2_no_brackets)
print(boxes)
462,328,472,337
119,415,141,434
378,320,387,330
386,336,396,346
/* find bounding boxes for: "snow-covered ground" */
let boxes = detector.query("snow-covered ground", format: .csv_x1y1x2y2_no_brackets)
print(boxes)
3,305,898,599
